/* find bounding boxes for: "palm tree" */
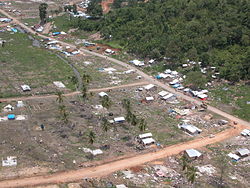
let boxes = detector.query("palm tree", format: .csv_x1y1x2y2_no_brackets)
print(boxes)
81,84,88,99
138,118,147,132
130,113,138,126
102,118,110,132
122,98,131,112
186,166,197,184
58,104,66,115
62,111,69,123
181,154,189,171
56,91,64,104
88,130,96,144
70,75,78,87
101,95,112,109
82,73,91,84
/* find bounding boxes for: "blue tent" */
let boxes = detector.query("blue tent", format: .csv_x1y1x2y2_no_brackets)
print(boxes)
52,32,60,36
11,28,18,33
155,75,162,79
8,114,15,120
172,84,181,88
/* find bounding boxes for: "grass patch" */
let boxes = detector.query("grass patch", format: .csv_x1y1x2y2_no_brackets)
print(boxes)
210,83,250,121
21,17,39,26
51,14,77,32
0,32,75,97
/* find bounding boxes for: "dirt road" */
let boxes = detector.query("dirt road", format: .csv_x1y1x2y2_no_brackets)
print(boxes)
1,8,249,127
0,81,148,102
0,8,250,187
0,123,246,188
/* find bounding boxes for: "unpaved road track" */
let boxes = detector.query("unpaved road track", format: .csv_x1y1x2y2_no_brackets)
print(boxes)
0,8,249,127
0,8,250,188
0,123,246,188
0,81,148,102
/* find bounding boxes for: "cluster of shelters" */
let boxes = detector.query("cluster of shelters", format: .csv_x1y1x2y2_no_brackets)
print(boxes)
69,11,91,19
78,0,91,9
138,133,156,146
32,24,44,32
0,18,12,23
2,156,17,167
129,60,145,67
228,148,250,161
241,129,250,137
45,40,80,57
178,123,202,135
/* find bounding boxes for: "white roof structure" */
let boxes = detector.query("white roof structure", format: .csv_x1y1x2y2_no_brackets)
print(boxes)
142,138,155,145
237,148,250,156
105,49,114,54
180,124,202,134
98,92,108,97
139,132,152,139
228,153,240,161
114,117,125,122
3,104,14,112
21,85,31,91
2,156,17,167
130,60,145,66
144,84,155,90
158,90,169,97
91,149,103,156
185,149,202,158
53,81,66,88
241,129,250,136
146,97,154,101
163,93,174,100
164,69,172,74
116,184,128,188
149,59,155,64
197,94,208,99
169,79,179,85
16,101,24,108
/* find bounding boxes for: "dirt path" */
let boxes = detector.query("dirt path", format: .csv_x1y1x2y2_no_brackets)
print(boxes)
0,8,250,187
101,0,114,13
0,123,246,188
42,22,52,34
0,81,148,102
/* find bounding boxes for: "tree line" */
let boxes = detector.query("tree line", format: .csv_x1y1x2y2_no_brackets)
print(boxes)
73,0,250,82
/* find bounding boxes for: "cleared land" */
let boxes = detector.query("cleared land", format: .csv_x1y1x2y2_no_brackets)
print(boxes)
0,32,75,97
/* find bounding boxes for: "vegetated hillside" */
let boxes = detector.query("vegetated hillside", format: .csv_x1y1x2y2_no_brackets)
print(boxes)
76,0,250,82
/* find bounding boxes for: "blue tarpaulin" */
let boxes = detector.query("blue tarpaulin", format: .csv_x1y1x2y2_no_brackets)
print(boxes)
11,28,18,33
8,114,15,120
52,32,60,36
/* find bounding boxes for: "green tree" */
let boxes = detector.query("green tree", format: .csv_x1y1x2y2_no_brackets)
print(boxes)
87,0,103,18
102,118,110,132
101,95,112,109
185,166,197,184
73,4,77,14
82,73,92,84
138,118,147,132
81,84,88,99
88,130,96,144
122,98,131,112
39,3,48,25
184,71,207,89
56,91,64,104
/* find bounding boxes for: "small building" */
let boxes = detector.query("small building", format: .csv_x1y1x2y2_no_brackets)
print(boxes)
144,84,156,91
241,129,250,137
179,124,202,135
162,93,174,100
98,92,108,97
16,101,24,108
105,48,115,54
237,148,250,158
228,153,240,161
146,97,154,101
185,149,202,159
141,138,155,146
158,90,169,97
139,132,153,139
7,114,15,120
116,184,128,188
114,117,125,123
3,104,14,112
2,156,17,167
21,85,31,92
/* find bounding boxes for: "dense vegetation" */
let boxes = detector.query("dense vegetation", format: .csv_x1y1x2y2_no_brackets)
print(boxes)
75,0,250,82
